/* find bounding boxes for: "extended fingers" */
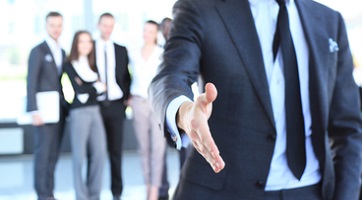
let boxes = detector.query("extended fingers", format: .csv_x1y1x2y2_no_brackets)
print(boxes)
190,118,225,173
185,82,224,172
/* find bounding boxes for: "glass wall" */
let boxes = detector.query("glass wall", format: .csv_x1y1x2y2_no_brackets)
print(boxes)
0,0,361,122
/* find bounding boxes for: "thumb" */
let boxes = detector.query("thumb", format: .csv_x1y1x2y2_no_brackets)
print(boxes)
204,82,218,104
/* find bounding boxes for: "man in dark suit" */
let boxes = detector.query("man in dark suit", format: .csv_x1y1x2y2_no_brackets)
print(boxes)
26,11,66,200
94,13,131,200
149,0,362,199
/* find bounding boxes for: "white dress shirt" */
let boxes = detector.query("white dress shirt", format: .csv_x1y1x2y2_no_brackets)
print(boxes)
45,36,62,74
130,45,163,99
96,39,124,101
166,0,321,190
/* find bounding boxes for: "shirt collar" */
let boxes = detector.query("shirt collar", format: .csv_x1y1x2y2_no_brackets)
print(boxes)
79,55,88,64
248,0,293,6
45,35,60,51
97,38,113,48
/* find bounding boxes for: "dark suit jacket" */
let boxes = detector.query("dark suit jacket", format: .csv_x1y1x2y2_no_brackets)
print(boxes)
149,0,362,199
27,41,66,112
95,42,131,101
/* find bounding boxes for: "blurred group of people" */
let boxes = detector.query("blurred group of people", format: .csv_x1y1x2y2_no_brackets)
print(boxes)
26,0,362,199
26,11,182,200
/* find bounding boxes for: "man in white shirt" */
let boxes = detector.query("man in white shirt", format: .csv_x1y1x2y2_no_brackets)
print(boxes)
149,0,362,199
94,13,131,200
26,12,66,200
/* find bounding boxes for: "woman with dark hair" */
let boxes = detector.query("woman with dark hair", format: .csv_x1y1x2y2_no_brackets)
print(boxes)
63,30,107,200
129,20,166,200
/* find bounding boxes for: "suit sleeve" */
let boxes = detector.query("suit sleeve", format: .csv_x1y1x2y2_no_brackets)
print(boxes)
26,47,43,112
328,13,362,200
149,0,203,146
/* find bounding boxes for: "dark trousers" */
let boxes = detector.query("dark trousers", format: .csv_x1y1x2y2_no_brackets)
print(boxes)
359,87,362,200
100,99,125,196
360,171,362,199
159,149,170,198
34,111,65,200
159,146,191,199
264,183,323,200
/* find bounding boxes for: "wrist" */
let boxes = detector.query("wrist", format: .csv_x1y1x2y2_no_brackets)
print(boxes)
177,101,193,133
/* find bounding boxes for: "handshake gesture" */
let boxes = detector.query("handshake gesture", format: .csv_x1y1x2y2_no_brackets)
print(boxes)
177,83,225,173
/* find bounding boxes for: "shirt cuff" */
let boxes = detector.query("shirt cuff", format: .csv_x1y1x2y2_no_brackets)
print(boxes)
181,133,191,148
165,95,192,150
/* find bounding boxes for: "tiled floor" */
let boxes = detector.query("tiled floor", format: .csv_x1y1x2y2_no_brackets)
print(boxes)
0,149,180,200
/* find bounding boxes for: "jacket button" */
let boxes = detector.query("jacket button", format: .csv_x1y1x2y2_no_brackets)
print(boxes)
255,180,265,189
267,134,276,141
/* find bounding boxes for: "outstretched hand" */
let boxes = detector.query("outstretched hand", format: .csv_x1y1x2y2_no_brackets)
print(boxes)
177,83,225,173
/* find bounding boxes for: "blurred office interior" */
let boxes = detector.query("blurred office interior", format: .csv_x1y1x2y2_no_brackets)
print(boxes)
0,0,361,199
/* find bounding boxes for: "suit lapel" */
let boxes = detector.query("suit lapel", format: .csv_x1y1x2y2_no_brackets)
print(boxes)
295,1,333,198
113,43,119,79
114,43,118,69
42,41,60,75
295,0,328,129
61,49,66,72
216,0,275,128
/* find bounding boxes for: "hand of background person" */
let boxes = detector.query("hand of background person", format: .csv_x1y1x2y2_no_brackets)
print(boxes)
32,112,44,126
125,96,132,106
177,83,225,173
93,81,107,94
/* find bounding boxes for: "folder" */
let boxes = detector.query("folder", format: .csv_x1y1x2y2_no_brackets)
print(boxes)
17,91,60,125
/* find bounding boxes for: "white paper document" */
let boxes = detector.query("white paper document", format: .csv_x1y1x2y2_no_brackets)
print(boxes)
17,91,60,125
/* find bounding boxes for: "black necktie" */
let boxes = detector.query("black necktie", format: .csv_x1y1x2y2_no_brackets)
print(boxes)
273,0,306,180
104,45,109,104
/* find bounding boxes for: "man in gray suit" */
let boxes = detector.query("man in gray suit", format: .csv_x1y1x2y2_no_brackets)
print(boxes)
26,11,66,200
149,0,362,199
